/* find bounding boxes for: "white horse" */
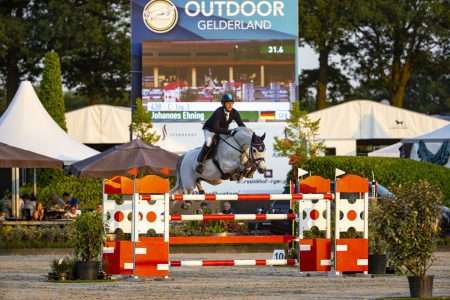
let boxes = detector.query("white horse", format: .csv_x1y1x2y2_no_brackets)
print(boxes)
171,127,267,194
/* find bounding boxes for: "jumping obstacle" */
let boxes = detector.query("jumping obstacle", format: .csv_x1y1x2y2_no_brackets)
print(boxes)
102,174,369,278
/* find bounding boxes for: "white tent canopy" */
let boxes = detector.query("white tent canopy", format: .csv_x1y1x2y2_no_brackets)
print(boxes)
309,100,449,140
404,123,450,141
404,124,450,168
368,142,402,158
66,104,131,144
308,100,449,156
0,81,98,164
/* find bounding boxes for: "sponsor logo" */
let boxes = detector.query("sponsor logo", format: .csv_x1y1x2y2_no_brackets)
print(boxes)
143,0,178,34
391,119,407,129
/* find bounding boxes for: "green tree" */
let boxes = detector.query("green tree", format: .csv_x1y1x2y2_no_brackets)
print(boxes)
299,0,355,109
39,51,66,130
299,67,353,111
30,0,130,105
0,1,43,103
0,1,130,106
404,55,450,114
130,98,159,144
351,0,450,108
274,102,324,167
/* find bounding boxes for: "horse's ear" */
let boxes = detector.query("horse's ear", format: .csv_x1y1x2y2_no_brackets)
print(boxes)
261,133,266,141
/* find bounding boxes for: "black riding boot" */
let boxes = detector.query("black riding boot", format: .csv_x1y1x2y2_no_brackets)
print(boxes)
196,144,211,174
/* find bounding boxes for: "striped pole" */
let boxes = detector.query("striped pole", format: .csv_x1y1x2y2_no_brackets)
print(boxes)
170,235,296,245
170,213,296,222
170,259,297,267
141,193,332,201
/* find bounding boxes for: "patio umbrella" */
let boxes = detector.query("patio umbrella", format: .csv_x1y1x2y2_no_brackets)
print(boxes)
69,138,178,277
0,142,62,168
0,142,63,218
69,139,179,178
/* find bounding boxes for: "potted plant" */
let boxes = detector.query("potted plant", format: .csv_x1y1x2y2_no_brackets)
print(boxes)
378,180,442,297
368,198,388,274
73,211,105,280
49,257,75,281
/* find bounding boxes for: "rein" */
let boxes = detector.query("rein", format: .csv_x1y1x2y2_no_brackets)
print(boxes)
218,132,265,167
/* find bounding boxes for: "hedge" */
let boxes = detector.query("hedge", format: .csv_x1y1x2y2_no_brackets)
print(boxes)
0,225,74,249
303,156,450,206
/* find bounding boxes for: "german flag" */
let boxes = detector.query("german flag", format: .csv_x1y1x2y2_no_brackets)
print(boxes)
259,111,276,121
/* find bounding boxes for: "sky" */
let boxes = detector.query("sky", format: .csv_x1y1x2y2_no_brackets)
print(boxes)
298,45,319,72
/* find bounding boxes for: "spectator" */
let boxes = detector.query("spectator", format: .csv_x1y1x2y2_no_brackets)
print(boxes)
32,202,45,221
196,202,211,214
95,204,103,214
64,205,81,219
181,200,192,210
48,194,64,210
222,201,234,214
63,192,79,209
0,193,12,218
22,194,35,220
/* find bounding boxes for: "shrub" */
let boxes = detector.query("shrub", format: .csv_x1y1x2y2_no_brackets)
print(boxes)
73,211,105,262
303,156,450,206
32,170,102,210
0,225,74,249
378,180,442,277
51,257,73,274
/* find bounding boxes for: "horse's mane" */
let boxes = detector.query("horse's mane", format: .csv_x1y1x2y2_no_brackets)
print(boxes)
233,126,253,135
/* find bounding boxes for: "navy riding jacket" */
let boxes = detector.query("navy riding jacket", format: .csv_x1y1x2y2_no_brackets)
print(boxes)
203,107,245,135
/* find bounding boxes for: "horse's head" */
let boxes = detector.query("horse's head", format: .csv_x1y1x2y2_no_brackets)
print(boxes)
250,132,267,173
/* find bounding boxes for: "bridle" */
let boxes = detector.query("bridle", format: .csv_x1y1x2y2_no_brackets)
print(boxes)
219,131,266,168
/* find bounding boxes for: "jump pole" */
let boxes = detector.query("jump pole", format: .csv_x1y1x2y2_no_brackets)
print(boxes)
169,259,297,267
141,193,333,201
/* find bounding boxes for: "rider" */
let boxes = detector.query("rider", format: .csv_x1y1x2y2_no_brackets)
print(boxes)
196,93,246,173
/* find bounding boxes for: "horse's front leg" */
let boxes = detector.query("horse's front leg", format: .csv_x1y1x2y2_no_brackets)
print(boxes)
195,180,205,194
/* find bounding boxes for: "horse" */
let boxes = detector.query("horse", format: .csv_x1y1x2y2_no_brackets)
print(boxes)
171,127,267,194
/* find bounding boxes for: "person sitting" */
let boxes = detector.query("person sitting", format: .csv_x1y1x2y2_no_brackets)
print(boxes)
64,205,81,219
49,193,65,210
63,192,79,209
196,93,246,174
196,202,211,215
222,201,234,215
32,202,45,221
22,194,35,220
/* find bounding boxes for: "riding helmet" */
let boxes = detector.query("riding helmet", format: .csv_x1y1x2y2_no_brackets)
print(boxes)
221,93,234,104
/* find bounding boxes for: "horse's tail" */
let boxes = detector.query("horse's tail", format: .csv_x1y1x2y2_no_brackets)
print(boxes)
170,154,185,194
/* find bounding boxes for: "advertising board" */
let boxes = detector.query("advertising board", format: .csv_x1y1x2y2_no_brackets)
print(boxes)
131,0,298,121
153,122,290,193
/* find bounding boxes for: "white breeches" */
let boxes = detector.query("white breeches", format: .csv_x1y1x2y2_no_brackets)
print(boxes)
203,130,216,147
